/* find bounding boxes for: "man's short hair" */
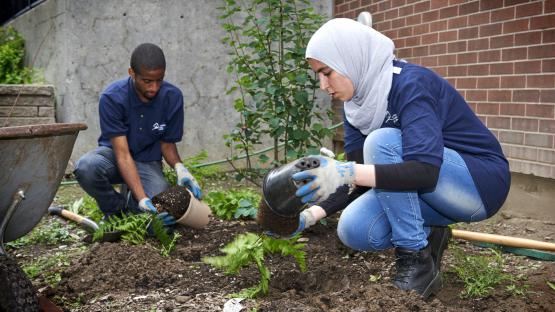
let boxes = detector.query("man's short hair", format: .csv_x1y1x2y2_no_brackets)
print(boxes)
130,43,166,74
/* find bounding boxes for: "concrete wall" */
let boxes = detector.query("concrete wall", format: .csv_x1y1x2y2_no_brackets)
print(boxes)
8,0,332,165
0,84,56,126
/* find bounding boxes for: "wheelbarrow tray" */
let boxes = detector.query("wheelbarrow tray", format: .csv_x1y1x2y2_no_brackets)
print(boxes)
0,123,87,243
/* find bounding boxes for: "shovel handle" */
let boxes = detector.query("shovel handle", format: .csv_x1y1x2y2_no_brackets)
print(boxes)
452,229,555,252
48,206,99,232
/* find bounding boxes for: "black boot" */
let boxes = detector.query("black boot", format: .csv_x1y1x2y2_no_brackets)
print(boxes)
428,226,452,270
393,244,441,298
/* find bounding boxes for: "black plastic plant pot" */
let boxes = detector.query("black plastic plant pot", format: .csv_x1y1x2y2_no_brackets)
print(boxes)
261,156,321,218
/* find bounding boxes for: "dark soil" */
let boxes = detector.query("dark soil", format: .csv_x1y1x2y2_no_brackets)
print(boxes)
151,186,191,219
257,199,299,236
45,214,555,311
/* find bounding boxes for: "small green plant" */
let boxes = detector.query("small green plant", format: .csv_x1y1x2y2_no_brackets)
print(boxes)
203,232,306,298
69,195,103,223
22,251,73,286
0,26,42,84
205,188,260,220
451,246,526,298
547,280,555,291
94,213,180,257
163,150,221,188
6,219,74,249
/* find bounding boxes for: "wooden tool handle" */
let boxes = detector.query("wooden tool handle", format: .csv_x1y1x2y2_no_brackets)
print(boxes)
452,229,555,252
60,209,85,224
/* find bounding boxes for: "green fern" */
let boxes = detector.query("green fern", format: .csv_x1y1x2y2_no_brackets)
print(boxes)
149,216,182,257
202,232,306,298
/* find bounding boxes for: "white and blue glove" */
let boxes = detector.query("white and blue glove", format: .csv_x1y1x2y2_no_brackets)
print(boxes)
292,155,355,204
139,198,176,227
175,162,203,199
265,209,317,239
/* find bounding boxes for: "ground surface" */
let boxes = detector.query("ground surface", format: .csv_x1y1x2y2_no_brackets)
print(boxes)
6,178,555,312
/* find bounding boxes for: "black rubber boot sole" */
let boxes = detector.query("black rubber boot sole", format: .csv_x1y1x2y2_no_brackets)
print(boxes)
421,270,442,299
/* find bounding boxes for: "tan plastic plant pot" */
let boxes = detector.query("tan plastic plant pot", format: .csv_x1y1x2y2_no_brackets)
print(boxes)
175,188,212,229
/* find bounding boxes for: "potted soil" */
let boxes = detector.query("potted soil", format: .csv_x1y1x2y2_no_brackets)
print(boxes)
152,186,211,229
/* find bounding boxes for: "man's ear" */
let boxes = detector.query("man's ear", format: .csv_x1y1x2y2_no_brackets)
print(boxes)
128,67,135,78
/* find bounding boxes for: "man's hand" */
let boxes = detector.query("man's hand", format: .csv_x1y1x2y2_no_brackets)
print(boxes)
157,212,176,226
175,163,202,199
139,198,157,214
292,156,355,204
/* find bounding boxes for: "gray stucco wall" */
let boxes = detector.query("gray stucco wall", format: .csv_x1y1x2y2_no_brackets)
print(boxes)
8,0,332,165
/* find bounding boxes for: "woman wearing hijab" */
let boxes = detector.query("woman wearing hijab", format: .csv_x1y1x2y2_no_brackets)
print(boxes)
289,18,510,298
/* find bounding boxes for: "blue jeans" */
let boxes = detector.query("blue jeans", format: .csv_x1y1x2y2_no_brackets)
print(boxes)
74,146,169,217
337,128,486,251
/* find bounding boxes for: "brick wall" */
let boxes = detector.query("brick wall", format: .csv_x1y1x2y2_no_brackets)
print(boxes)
334,0,555,179
0,85,56,127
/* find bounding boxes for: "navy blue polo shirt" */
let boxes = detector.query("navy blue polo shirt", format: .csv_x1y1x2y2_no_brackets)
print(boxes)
98,77,184,162
343,60,510,217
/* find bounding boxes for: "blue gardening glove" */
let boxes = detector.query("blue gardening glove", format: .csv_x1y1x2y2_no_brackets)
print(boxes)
157,212,176,226
265,209,316,239
175,162,202,199
138,198,157,214
292,156,355,204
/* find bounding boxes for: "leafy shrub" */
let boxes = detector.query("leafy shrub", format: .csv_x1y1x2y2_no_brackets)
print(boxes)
69,195,104,223
205,188,260,220
0,26,41,84
203,232,306,298
163,150,221,188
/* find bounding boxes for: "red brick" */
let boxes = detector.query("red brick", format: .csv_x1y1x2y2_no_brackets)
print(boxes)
514,31,542,46
488,90,512,102
487,116,511,129
421,56,438,66
438,54,457,65
480,0,503,11
479,23,502,36
385,8,399,20
501,47,527,61
429,43,447,54
478,77,500,88
503,19,529,34
448,16,468,29
448,41,467,53
440,6,458,19
499,131,524,144
477,103,500,114
468,38,489,50
547,0,555,13
543,59,555,73
490,63,514,75
393,0,406,7
406,14,422,26
399,5,414,16
468,64,489,75
459,27,479,39
414,24,430,34
422,10,439,22
459,1,480,15
490,34,514,48
540,120,555,133
457,52,478,64
515,2,543,18
439,30,458,42
449,0,466,5
491,7,515,22
392,17,406,28
379,1,392,11
525,133,554,148
431,0,449,9
406,36,421,46
500,103,525,115
376,21,393,31
527,104,555,118
501,76,526,88
384,30,398,39
512,118,539,131
433,66,448,76
399,27,413,37
448,65,468,76
527,75,555,88
515,60,542,74
505,0,535,6
422,33,439,44
414,1,430,13
544,29,555,43
530,14,555,30
457,77,477,88
541,90,555,103
478,50,500,62
469,12,490,26
430,20,448,32
413,46,429,56
514,90,540,102
396,47,412,58
466,90,488,101
529,44,555,59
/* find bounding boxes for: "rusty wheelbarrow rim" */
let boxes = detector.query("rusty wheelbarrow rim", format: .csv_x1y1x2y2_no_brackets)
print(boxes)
0,123,87,140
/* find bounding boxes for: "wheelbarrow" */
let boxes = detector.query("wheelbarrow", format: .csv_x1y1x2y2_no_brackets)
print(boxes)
0,123,87,311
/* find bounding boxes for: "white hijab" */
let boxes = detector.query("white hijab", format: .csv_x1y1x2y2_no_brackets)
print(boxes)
306,18,395,135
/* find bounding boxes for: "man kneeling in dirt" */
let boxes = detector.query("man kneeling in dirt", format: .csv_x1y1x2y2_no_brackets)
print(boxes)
74,43,202,227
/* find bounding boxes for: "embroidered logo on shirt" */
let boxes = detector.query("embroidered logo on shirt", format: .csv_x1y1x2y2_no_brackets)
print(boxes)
152,123,166,131
384,111,399,126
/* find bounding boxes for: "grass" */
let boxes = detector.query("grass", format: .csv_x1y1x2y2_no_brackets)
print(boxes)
6,218,76,249
22,249,85,286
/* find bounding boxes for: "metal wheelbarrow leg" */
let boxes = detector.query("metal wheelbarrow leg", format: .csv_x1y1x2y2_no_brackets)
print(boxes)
0,189,25,256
